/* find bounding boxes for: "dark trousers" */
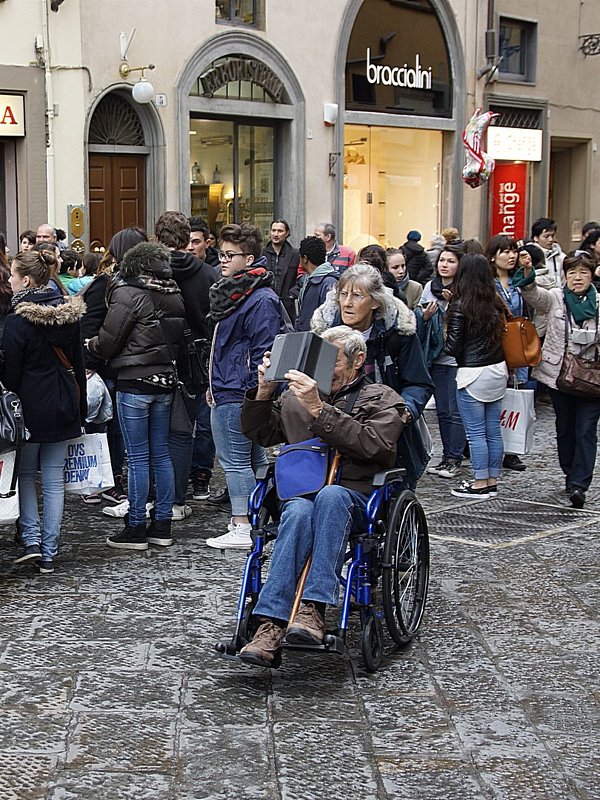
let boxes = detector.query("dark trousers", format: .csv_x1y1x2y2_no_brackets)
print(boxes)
168,389,216,505
548,388,600,490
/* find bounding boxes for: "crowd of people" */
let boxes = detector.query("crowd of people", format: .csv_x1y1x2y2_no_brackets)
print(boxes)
1,213,599,574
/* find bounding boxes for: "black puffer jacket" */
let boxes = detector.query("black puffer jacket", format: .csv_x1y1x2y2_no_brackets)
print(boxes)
169,250,217,339
79,273,113,374
445,300,504,367
87,242,185,380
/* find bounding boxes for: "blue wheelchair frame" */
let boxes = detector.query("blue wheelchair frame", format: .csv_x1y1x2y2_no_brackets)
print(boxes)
216,463,420,668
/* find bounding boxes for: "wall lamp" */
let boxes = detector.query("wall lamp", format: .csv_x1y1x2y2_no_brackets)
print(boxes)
119,61,155,104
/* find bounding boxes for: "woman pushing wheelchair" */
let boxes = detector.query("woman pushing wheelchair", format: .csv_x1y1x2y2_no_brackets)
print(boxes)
236,325,406,667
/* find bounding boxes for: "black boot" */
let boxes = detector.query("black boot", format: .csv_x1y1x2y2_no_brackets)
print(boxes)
106,522,148,551
503,454,526,471
147,518,173,547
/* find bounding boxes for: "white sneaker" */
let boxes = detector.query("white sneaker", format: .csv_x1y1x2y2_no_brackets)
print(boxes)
172,503,193,521
206,522,252,550
101,500,154,519
437,462,461,479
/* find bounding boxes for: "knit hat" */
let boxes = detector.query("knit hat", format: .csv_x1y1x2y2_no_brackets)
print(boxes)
406,230,421,242
120,241,172,278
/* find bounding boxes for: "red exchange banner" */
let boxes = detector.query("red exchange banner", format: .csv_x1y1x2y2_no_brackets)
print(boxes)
489,162,528,240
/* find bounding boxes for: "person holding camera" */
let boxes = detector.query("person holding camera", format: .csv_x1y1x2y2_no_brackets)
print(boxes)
514,251,600,508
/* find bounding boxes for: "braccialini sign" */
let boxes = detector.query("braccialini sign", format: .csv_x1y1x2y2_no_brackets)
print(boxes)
366,48,432,90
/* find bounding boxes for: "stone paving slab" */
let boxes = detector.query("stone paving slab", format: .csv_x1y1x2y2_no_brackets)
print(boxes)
0,399,597,799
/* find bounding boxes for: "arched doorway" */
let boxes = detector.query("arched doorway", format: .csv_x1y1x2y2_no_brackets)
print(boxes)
87,91,164,250
335,0,466,246
177,32,305,241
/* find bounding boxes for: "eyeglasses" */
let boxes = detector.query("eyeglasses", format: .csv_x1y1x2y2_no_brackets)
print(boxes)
339,290,366,303
217,250,246,262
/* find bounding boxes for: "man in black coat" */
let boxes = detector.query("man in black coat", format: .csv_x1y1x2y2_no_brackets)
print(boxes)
261,219,300,320
401,230,433,286
155,211,218,508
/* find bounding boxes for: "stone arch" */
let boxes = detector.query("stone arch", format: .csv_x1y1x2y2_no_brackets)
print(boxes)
176,31,305,239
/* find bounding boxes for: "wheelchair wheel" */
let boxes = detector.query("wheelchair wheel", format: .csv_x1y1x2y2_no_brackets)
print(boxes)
361,614,384,673
382,489,429,646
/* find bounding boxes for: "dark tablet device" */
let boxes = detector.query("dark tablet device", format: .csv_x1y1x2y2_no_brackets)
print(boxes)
264,332,339,394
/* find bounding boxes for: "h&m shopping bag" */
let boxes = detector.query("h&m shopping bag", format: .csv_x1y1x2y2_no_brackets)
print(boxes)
500,388,536,455
0,449,20,525
63,433,114,496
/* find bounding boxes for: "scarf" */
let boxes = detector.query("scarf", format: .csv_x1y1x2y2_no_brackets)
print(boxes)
137,273,181,294
563,285,597,324
209,266,274,322
10,286,55,308
429,272,453,301
396,272,410,293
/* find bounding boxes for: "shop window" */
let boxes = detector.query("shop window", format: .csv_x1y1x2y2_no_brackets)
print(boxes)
345,0,452,118
215,0,263,28
498,17,537,83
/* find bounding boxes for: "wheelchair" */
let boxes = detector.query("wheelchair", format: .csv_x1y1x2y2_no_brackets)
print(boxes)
215,465,429,672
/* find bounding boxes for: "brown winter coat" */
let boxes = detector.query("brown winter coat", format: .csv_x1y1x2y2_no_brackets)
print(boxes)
241,374,405,495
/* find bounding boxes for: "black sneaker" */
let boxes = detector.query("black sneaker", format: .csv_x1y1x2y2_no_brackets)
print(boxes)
503,454,526,471
13,545,42,565
106,523,148,551
35,560,55,574
147,519,173,547
451,481,492,499
102,478,127,504
192,477,211,501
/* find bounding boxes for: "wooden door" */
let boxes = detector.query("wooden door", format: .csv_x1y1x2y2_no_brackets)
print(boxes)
89,154,146,250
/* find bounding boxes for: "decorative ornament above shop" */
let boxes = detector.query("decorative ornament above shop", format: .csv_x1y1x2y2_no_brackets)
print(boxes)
462,108,498,189
199,57,284,102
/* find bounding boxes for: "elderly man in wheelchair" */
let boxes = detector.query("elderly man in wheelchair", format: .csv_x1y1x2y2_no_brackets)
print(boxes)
232,324,408,668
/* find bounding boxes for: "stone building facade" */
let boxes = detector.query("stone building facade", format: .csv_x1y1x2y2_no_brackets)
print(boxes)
0,0,599,253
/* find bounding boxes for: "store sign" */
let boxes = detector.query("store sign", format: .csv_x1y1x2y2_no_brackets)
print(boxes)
487,127,543,162
490,162,528,239
366,48,432,90
0,94,25,137
200,59,283,102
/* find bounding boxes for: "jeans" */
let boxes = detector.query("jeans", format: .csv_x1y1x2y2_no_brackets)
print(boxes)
254,485,369,622
210,402,268,516
104,378,125,478
192,392,216,477
456,388,504,480
117,392,174,526
19,440,69,560
430,363,465,462
548,388,600,490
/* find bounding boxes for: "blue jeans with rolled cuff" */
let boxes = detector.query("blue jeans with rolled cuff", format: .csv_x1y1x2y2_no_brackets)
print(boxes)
253,485,369,622
456,388,503,480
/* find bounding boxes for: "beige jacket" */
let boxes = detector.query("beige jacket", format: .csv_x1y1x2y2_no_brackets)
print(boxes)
520,283,600,389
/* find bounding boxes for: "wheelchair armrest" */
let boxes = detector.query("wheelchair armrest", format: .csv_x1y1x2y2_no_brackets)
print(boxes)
371,468,406,487
255,463,275,482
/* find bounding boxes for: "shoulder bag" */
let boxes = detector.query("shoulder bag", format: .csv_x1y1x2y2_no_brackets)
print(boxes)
556,306,600,398
501,307,542,370
0,381,29,453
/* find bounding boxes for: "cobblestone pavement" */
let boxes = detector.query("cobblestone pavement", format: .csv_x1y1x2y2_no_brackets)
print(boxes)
0,402,598,799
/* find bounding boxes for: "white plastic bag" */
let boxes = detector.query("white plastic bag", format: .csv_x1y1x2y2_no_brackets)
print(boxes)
63,433,115,495
500,388,535,455
0,449,20,525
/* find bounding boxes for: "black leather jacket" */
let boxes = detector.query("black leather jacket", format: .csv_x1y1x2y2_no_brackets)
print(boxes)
445,301,504,367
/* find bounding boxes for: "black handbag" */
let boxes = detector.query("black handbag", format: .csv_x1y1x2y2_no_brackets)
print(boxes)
555,305,600,399
183,329,210,392
0,382,29,453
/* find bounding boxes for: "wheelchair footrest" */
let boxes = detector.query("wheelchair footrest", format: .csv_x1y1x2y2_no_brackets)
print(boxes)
282,632,345,656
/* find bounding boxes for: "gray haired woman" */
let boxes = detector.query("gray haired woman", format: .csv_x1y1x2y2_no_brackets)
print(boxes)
311,263,434,488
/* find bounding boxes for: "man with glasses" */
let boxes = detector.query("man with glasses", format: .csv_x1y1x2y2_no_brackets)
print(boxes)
205,223,282,549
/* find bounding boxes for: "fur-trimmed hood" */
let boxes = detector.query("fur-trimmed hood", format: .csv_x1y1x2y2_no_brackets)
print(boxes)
14,294,86,326
120,241,172,279
310,286,416,337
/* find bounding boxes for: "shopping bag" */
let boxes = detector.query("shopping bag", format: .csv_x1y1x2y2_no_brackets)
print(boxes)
0,449,20,525
500,388,535,455
63,433,115,495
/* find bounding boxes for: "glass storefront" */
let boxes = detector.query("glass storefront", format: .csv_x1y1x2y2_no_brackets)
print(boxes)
343,124,442,252
189,118,275,236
